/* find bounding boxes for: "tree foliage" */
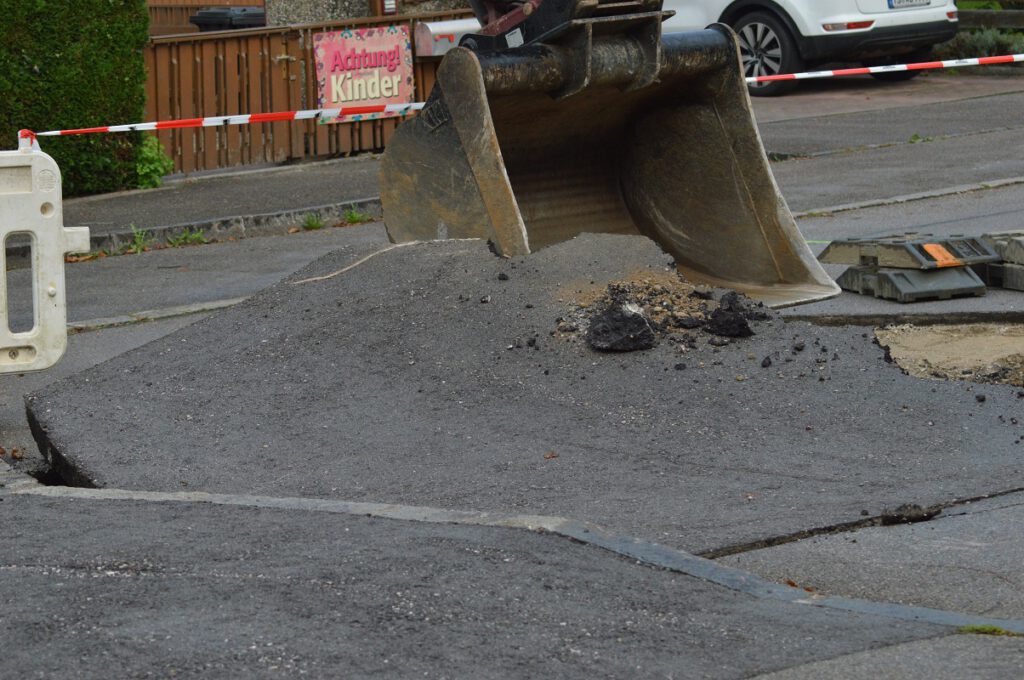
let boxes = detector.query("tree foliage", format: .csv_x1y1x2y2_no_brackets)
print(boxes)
0,1,149,196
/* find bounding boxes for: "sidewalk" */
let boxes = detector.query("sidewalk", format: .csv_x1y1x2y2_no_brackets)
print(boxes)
62,155,382,252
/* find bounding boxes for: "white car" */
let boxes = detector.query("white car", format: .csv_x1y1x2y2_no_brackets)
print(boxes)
416,0,959,96
664,0,959,95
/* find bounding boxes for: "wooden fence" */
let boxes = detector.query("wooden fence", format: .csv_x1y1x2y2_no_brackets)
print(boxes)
145,11,470,174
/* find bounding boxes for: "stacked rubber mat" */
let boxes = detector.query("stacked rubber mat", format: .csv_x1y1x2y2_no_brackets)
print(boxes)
817,233,1024,303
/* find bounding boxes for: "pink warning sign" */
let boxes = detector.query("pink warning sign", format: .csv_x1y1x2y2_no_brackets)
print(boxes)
313,25,414,123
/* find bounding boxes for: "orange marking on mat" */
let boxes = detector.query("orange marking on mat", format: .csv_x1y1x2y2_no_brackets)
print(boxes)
922,243,962,268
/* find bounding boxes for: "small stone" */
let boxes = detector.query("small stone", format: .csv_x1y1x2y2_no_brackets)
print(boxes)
674,363,686,370
976,394,987,403
497,272,509,281
586,303,656,352
689,286,715,300
706,308,753,338
673,315,704,330
480,295,491,304
881,503,941,525
761,356,772,368
793,341,806,352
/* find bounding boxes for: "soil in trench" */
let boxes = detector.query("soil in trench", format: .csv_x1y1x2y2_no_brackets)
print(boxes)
875,323,1024,388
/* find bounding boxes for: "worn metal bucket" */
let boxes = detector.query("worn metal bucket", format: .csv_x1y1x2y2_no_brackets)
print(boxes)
380,25,839,307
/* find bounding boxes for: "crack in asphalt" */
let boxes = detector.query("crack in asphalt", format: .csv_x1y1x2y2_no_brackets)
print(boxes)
700,487,1024,560
3,463,1023,635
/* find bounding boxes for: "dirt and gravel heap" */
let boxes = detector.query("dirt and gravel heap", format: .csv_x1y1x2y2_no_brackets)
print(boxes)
549,269,772,352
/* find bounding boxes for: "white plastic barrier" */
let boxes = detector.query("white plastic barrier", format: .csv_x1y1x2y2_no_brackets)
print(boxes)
0,144,89,374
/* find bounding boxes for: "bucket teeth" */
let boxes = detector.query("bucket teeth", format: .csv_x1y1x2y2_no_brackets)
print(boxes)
380,27,840,307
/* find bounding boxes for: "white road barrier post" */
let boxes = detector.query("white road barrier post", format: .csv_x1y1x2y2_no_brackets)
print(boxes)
0,133,90,373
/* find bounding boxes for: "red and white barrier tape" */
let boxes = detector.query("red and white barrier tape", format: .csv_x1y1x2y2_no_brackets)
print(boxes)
18,103,424,150
748,52,1024,83
16,53,1024,150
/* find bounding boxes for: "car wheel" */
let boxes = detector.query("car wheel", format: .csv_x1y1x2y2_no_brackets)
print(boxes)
733,12,804,97
865,49,933,82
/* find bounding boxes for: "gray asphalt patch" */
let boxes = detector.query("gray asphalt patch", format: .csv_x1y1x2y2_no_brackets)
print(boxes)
13,475,1024,634
750,634,1024,680
3,223,389,328
718,493,1024,619
760,91,1024,158
773,128,1024,213
0,492,944,679
26,235,1024,555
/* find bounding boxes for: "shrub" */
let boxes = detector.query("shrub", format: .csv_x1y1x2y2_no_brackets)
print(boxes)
0,1,149,197
934,27,1024,60
136,135,175,188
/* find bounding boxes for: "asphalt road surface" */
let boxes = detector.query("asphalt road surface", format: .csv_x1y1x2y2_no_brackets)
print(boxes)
3,74,1024,678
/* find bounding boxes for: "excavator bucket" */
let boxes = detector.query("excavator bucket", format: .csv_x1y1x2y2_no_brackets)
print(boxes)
381,15,839,307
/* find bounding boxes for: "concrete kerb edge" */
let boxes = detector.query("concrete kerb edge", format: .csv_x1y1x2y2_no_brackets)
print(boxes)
67,297,247,333
792,176,1024,219
87,197,383,253
3,464,1024,635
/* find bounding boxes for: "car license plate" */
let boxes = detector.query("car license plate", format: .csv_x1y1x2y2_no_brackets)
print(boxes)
888,0,930,8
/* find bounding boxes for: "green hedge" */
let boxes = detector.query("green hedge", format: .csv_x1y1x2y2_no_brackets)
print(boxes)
0,1,149,197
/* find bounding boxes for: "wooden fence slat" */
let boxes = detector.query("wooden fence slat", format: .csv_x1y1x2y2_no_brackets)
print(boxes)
268,33,291,163
285,32,306,160
178,42,198,173
201,41,220,170
223,39,243,167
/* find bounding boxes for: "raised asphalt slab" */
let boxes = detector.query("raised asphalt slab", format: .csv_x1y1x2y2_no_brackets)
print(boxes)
27,236,1024,557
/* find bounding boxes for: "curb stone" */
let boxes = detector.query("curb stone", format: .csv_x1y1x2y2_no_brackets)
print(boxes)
3,197,382,260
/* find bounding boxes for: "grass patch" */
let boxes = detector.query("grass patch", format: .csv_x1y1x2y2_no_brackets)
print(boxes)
959,625,1024,637
343,207,372,224
122,224,154,254
302,213,325,231
166,227,208,247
